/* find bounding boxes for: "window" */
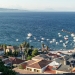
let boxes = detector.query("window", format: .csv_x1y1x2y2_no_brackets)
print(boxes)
27,68,32,71
30,69,32,71
34,69,37,72
37,70,40,73
27,68,29,70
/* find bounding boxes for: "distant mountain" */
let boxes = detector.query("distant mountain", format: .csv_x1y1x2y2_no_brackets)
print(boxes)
0,8,28,12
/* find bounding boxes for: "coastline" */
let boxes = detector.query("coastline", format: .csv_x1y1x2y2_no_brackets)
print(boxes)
50,49,75,55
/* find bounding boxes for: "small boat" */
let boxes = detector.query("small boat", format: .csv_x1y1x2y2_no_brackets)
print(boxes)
16,39,19,41
65,35,68,38
71,33,75,37
26,37,30,39
58,35,62,37
63,43,66,47
58,33,60,35
56,42,59,45
34,37,36,40
38,40,40,42
29,40,32,42
73,37,75,39
61,29,64,31
64,37,68,40
27,33,32,37
60,40,63,43
41,41,43,43
52,39,56,42
73,40,75,42
46,39,49,41
41,38,45,40
65,41,69,44
50,41,53,43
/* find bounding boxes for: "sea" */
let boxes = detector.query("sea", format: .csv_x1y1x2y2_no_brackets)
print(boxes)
0,12,75,50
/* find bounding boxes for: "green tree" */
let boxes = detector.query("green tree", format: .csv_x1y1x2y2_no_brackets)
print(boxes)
27,55,32,60
46,46,49,52
22,42,30,59
19,44,22,53
32,48,38,57
13,50,19,57
19,65,24,69
0,59,16,75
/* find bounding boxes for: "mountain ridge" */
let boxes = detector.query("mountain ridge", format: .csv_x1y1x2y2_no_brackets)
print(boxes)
0,8,28,12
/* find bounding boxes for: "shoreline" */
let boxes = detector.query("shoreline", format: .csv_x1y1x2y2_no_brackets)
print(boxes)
50,49,75,55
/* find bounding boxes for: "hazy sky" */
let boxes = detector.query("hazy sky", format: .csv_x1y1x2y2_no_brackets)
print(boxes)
0,0,75,11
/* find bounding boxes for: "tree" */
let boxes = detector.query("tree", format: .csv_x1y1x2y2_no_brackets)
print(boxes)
19,44,22,53
32,48,38,57
26,42,30,48
27,55,32,60
46,46,49,52
0,59,16,75
23,42,30,59
41,43,45,52
3,44,7,54
13,50,19,57
42,43,44,49
30,46,33,50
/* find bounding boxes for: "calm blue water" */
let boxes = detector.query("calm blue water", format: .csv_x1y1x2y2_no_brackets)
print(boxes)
0,12,75,50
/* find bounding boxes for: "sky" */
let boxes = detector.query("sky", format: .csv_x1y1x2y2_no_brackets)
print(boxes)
0,0,75,11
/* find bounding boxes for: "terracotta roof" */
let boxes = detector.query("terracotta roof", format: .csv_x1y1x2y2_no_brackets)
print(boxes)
3,58,11,64
20,63,27,69
27,60,51,69
9,57,25,64
3,57,25,65
44,66,56,74
26,60,36,65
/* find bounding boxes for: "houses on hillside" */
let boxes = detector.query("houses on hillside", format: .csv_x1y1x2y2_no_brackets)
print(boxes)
6,45,19,53
2,57,25,67
1,45,75,74
18,50,75,74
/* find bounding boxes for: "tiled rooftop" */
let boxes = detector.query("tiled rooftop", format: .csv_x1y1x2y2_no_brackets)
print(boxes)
44,66,56,74
27,60,51,69
57,65,71,72
3,57,25,65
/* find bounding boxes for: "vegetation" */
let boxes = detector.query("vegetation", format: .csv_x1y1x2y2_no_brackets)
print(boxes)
20,42,38,60
0,42,39,60
32,48,38,57
18,65,24,69
27,55,32,60
0,59,16,75
3,44,7,54
41,43,49,53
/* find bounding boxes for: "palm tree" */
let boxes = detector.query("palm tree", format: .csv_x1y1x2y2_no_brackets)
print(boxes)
19,44,22,53
0,44,3,49
41,43,44,52
46,46,49,52
24,42,30,59
20,42,30,60
22,42,27,48
20,42,25,53
3,44,7,54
